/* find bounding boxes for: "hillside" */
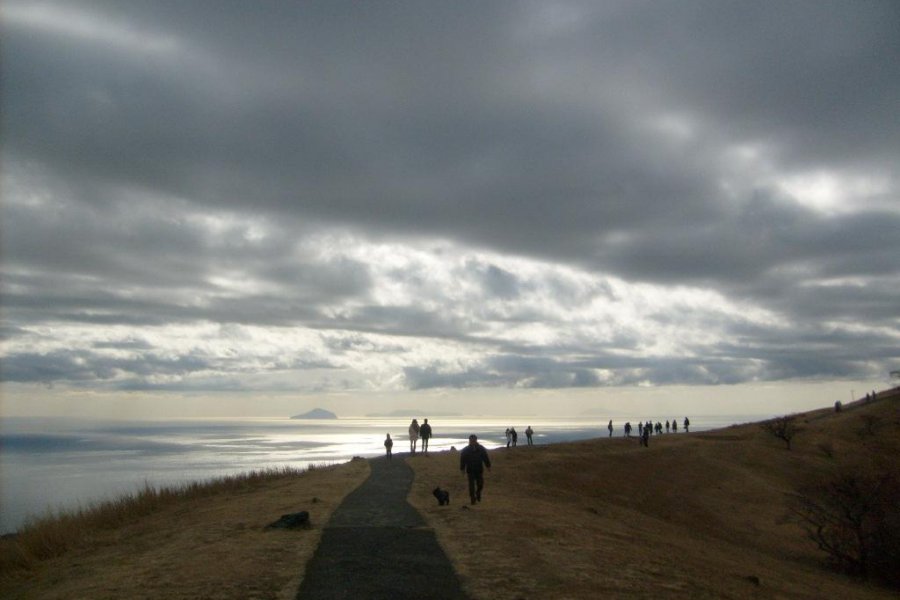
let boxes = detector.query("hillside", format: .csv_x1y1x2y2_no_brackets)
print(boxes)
1,393,897,599
408,393,899,599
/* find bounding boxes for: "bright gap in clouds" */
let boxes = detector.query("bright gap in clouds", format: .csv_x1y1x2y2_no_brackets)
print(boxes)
2,3,180,56
776,170,894,215
1,229,784,397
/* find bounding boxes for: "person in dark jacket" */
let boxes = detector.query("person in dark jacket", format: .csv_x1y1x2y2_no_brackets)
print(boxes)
460,435,491,505
384,433,393,460
420,418,433,454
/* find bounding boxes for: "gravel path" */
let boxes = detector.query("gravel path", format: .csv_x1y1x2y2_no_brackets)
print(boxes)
296,455,470,600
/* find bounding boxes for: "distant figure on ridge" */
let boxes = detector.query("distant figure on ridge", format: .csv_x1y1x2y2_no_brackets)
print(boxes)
511,427,518,447
624,422,632,437
409,419,420,453
505,428,512,448
640,425,650,447
460,434,491,505
525,425,534,445
384,433,393,460
419,418,432,454
665,420,670,433
638,422,643,437
608,420,613,437
683,417,690,433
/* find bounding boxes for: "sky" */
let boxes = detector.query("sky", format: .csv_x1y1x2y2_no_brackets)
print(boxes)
1,1,898,418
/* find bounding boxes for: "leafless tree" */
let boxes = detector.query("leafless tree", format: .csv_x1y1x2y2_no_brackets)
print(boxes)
788,468,900,585
760,415,799,450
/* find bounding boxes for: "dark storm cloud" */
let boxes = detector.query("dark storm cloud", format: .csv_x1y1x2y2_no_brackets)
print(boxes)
1,1,899,391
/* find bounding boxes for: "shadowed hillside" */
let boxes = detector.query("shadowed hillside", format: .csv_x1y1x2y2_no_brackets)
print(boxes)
408,392,899,599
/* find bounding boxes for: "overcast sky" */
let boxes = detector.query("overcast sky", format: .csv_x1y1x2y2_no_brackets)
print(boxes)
1,1,898,416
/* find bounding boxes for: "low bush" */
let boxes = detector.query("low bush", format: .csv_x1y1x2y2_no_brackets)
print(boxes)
788,462,900,587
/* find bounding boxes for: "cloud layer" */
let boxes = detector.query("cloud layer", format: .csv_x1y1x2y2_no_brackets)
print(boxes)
2,1,899,396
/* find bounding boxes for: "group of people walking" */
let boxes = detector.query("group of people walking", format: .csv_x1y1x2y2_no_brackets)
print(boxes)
383,418,433,460
611,417,690,446
381,422,493,506
504,426,535,447
505,426,536,446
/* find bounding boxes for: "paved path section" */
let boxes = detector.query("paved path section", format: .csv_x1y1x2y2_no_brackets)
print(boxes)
296,455,469,600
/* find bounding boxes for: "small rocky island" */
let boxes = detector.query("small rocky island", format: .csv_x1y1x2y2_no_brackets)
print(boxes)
290,408,338,420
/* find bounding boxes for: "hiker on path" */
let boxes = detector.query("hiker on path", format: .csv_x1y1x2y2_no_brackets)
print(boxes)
409,419,420,453
511,427,518,447
460,434,491,505
672,419,677,433
608,420,613,437
666,420,670,433
384,434,393,460
683,417,690,433
641,425,650,447
638,422,643,437
525,425,534,445
420,418,433,454
505,428,512,448
624,422,632,437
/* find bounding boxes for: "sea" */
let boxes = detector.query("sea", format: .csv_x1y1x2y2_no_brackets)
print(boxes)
0,413,766,534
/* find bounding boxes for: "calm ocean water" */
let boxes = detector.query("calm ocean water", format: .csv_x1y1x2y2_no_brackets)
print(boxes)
0,414,763,533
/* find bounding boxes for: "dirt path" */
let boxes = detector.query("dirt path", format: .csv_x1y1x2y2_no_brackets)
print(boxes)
295,454,469,600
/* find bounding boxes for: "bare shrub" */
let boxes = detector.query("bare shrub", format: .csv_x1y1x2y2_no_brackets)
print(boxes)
760,416,800,450
788,465,900,587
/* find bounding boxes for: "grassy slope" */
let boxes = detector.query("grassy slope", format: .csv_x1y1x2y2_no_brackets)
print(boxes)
2,395,896,599
0,460,369,599
407,395,899,599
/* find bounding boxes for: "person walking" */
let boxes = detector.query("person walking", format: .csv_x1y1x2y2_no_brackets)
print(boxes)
460,435,491,505
384,433,393,460
525,425,534,445
420,418,433,454
641,425,650,448
409,419,420,454
683,417,690,433
607,420,613,437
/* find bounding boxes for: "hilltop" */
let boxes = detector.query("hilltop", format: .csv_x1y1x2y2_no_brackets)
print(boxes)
406,391,899,599
2,392,897,598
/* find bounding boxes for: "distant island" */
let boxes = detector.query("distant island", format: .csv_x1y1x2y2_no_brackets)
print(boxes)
290,408,338,420
365,409,461,418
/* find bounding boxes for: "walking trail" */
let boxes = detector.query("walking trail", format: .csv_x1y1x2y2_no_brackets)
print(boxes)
296,454,470,600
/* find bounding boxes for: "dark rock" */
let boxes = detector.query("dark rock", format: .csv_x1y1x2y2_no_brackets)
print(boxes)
744,575,761,586
266,511,311,529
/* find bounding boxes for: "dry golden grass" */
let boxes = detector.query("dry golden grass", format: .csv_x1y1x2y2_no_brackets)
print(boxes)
0,460,369,599
407,396,900,599
2,394,897,599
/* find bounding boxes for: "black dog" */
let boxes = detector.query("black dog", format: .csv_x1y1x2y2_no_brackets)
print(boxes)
432,487,450,506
